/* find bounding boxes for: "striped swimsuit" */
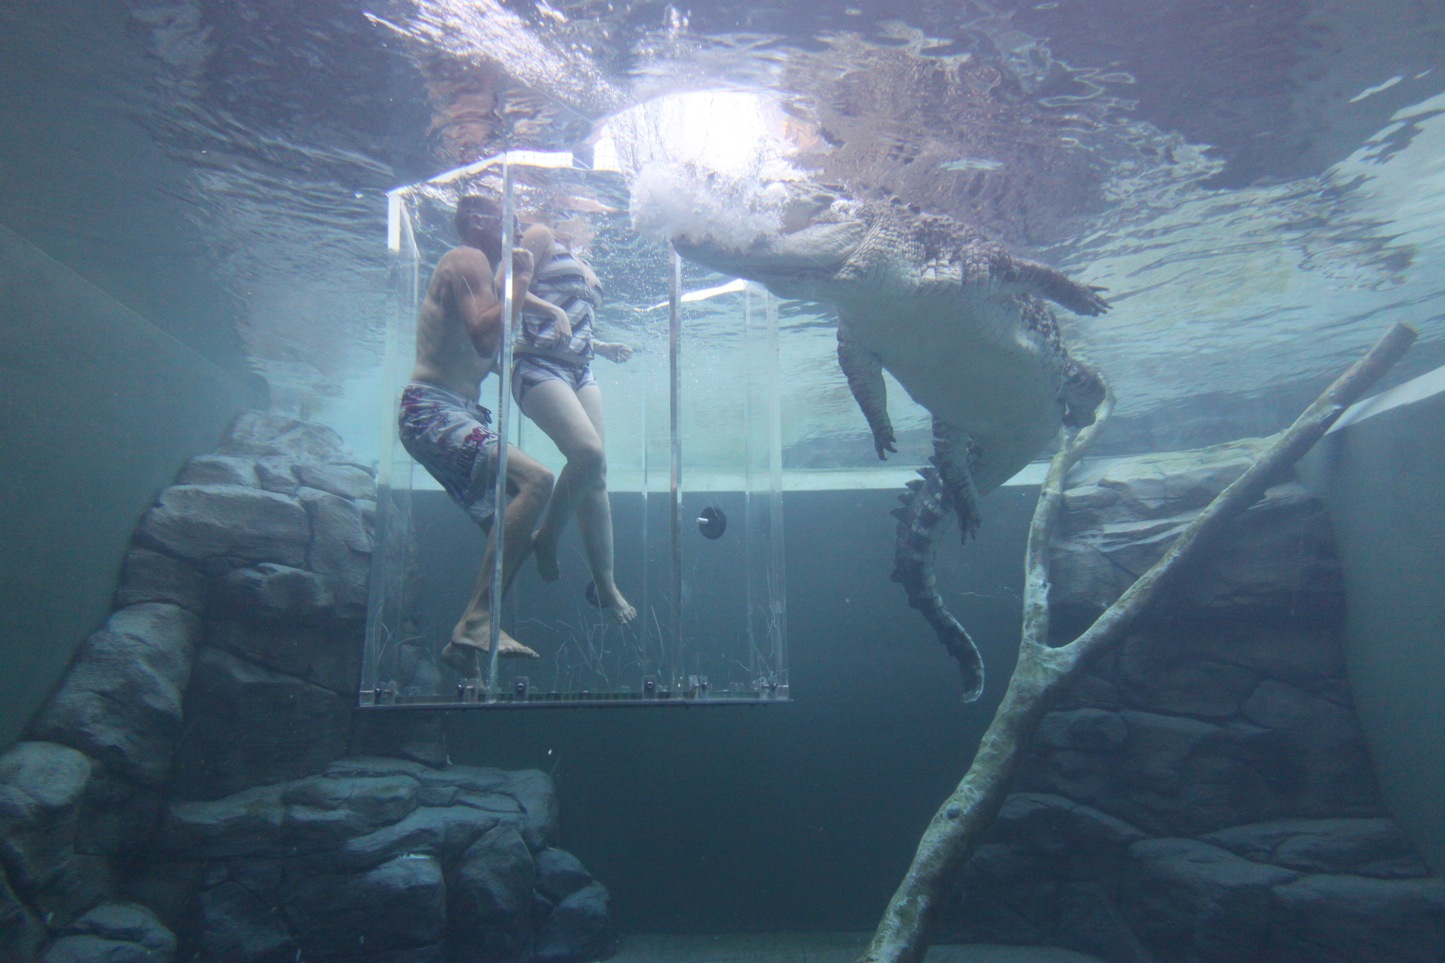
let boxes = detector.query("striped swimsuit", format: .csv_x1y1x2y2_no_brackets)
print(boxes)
511,243,602,408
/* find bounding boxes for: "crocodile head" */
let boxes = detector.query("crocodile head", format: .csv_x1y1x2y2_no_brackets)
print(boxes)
671,186,876,300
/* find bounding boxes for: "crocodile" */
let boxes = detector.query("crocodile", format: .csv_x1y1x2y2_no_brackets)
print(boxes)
670,185,1108,701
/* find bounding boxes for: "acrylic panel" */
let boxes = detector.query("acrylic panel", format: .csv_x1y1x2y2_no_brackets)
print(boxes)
361,153,787,707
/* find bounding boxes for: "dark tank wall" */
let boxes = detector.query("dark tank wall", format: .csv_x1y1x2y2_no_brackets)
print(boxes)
416,483,1043,932
1298,371,1445,874
0,227,254,746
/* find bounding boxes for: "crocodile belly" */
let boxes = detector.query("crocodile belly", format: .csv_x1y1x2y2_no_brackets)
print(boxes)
870,315,1064,492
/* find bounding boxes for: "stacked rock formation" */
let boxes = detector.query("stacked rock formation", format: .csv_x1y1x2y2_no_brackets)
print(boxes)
0,412,613,962
944,440,1445,963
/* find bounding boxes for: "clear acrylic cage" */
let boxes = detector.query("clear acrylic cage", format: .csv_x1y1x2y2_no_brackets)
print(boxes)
360,152,788,708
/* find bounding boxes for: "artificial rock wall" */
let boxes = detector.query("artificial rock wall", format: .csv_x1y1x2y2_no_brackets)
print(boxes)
944,441,1445,963
0,412,614,963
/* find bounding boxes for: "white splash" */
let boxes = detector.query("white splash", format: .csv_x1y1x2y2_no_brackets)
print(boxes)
629,161,794,249
590,89,809,248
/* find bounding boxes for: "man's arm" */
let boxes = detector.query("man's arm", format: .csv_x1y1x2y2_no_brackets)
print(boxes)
457,248,536,360
441,247,500,362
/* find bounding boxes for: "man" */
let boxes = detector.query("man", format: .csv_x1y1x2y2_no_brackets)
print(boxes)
397,194,555,676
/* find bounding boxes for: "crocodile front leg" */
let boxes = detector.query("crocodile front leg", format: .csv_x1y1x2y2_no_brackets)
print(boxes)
837,316,897,460
931,418,982,542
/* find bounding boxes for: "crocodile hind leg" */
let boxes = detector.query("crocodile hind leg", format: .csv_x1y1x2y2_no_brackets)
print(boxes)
1061,357,1107,428
931,418,982,543
890,466,985,701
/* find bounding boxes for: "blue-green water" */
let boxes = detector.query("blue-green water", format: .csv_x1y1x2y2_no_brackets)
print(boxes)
5,0,1444,454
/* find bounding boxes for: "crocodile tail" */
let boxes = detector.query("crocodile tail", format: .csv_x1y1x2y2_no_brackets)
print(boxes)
889,466,986,702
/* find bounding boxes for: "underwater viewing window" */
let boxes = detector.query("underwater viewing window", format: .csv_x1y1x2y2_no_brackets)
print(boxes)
361,152,788,708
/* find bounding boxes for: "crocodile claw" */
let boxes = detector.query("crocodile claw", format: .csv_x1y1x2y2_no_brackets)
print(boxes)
1063,282,1110,316
873,426,897,460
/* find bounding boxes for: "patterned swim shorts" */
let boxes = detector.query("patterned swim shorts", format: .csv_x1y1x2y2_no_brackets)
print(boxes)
397,382,499,528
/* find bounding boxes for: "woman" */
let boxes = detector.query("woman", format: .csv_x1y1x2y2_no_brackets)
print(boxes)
509,221,637,624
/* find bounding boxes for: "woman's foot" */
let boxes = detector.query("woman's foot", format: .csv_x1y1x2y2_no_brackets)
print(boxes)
596,582,637,624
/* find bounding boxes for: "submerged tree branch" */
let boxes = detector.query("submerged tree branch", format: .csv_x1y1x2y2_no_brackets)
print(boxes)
859,322,1417,963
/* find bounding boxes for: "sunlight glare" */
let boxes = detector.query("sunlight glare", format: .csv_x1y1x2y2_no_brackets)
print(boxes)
592,90,791,179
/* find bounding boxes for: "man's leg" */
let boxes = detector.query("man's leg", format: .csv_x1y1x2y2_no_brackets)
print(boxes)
443,446,554,673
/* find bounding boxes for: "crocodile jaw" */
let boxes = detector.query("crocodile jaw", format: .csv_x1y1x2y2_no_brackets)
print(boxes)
673,218,868,297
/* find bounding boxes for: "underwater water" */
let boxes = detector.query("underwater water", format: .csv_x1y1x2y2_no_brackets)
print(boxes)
3,1,1445,962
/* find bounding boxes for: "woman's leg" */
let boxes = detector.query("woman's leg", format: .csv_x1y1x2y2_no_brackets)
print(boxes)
572,384,634,622
520,379,635,622
520,378,607,580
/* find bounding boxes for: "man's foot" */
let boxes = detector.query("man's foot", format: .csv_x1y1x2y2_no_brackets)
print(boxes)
444,623,541,673
532,530,561,582
492,628,541,658
438,641,483,677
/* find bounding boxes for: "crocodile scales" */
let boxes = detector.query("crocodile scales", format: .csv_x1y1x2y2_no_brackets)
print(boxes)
670,186,1108,701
